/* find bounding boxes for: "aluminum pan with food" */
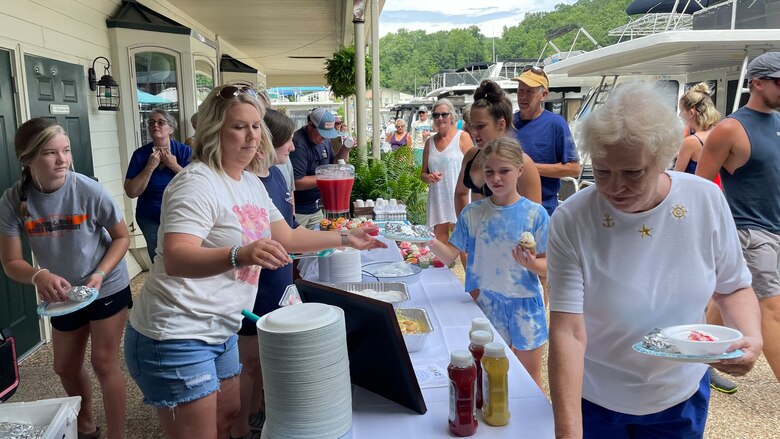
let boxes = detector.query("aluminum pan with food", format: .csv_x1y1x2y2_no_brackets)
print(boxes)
329,281,410,307
395,307,434,352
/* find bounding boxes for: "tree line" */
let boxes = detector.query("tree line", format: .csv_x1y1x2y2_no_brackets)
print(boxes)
379,0,634,94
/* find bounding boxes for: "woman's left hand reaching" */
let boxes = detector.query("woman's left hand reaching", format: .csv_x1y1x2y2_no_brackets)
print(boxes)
348,227,389,251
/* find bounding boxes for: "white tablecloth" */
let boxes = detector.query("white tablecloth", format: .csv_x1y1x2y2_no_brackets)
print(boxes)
304,243,555,438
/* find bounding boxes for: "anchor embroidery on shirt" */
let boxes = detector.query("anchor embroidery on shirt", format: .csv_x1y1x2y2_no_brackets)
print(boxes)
602,214,615,228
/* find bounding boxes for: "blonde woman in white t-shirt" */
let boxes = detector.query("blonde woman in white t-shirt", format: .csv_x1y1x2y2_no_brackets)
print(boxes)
124,85,386,439
547,82,763,438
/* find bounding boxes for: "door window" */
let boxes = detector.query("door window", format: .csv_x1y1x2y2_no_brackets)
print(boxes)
194,58,215,107
134,51,180,145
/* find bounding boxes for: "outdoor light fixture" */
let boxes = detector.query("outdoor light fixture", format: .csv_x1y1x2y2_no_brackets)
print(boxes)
88,56,120,111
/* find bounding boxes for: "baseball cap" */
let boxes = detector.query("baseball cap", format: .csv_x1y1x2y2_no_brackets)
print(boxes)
418,105,428,113
747,52,780,80
512,68,549,91
309,108,339,138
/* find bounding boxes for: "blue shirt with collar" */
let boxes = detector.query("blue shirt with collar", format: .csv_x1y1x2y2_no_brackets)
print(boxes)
513,110,578,215
125,139,191,220
290,126,335,214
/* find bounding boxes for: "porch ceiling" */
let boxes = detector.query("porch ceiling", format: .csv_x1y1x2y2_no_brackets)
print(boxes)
166,0,383,86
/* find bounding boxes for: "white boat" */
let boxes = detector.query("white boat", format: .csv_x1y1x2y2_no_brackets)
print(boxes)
547,0,780,119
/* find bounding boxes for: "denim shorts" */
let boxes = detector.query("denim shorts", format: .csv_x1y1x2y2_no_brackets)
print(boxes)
475,289,548,350
582,371,710,439
124,324,241,407
50,286,132,332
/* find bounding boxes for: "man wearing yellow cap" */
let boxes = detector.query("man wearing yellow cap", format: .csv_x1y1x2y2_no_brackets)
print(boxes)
512,67,580,215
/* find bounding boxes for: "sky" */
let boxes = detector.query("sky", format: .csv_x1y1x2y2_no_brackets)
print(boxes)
379,0,578,38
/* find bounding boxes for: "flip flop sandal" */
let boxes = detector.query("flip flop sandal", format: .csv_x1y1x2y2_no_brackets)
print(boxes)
78,426,102,439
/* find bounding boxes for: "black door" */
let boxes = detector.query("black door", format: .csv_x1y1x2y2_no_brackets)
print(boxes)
0,49,42,357
24,54,94,178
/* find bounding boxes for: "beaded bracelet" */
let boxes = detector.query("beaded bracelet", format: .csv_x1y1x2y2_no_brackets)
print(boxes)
230,245,241,269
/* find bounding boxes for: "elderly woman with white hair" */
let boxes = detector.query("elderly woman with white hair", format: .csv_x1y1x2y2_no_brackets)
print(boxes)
547,82,763,438
420,98,474,243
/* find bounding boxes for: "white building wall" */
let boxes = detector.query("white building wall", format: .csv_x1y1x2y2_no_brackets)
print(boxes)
0,0,269,280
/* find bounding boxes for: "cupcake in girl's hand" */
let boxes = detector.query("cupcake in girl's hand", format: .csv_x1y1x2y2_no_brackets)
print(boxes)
518,231,536,250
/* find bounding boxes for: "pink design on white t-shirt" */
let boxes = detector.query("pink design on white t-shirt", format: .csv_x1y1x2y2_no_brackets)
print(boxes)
232,203,271,285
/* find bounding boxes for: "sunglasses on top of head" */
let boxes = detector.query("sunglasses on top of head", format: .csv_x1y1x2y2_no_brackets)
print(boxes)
217,85,259,100
522,65,548,78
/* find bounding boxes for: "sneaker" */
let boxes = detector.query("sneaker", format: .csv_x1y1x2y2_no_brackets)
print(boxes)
709,367,738,394
248,410,265,432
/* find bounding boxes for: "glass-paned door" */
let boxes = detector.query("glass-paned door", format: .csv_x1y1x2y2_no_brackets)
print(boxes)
134,51,180,145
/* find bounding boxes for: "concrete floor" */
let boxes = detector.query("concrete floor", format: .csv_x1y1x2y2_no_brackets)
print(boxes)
12,269,780,438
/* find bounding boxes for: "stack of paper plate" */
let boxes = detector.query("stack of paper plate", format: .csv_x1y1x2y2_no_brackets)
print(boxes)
324,248,362,283
257,303,352,439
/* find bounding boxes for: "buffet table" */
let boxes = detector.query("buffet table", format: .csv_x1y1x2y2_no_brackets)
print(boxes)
304,237,555,438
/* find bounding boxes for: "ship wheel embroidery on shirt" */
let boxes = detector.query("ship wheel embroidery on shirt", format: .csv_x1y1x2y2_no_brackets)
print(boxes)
671,204,687,220
638,224,652,238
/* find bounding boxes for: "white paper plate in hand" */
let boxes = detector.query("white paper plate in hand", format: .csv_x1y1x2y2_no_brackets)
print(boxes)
632,342,743,363
37,287,99,317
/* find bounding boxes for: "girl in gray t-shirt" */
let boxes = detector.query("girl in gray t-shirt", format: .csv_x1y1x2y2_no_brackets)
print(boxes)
0,118,130,439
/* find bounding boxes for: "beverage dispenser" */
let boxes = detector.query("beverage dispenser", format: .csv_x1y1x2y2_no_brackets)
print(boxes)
315,159,355,219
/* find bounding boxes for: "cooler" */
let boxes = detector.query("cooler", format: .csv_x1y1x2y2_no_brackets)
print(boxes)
0,396,82,439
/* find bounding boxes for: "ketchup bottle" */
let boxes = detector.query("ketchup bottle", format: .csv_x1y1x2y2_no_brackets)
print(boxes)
448,350,478,436
469,330,492,409
469,317,494,341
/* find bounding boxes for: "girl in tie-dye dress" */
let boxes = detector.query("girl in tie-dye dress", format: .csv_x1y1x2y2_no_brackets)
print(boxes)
428,137,549,389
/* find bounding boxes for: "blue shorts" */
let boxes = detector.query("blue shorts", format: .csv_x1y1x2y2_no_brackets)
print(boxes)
124,324,241,408
582,372,710,439
475,289,548,350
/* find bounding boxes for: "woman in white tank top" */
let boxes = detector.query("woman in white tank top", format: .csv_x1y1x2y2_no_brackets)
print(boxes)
420,99,474,243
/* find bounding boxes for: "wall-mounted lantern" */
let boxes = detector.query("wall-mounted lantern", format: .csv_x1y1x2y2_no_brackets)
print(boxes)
88,56,120,111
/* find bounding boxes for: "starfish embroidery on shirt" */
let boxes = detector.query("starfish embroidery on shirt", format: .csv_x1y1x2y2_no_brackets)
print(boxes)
602,214,615,228
638,224,652,238
671,204,687,220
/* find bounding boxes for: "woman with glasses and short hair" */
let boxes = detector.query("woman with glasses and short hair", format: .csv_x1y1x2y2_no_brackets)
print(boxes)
124,108,192,263
124,85,386,439
421,98,474,243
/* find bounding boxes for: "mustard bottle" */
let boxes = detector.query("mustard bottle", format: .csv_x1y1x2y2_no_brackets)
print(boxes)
481,342,510,426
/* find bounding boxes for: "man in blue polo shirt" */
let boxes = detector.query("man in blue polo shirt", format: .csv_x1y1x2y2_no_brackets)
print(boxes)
512,67,580,215
289,108,353,228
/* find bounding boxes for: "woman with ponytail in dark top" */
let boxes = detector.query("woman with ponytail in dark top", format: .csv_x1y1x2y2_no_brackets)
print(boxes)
454,79,542,217
0,118,131,439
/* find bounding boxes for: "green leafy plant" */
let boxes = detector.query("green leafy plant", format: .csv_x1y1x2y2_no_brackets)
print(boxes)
324,46,371,99
351,147,427,225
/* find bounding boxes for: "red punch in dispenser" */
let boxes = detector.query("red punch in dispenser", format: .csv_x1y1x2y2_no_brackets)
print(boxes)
316,160,354,219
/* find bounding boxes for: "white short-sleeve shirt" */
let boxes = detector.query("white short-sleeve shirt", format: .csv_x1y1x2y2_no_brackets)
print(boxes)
548,172,751,415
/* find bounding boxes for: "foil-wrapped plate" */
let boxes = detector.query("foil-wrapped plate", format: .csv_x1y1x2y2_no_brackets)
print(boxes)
381,223,432,243
36,286,99,317
632,342,743,363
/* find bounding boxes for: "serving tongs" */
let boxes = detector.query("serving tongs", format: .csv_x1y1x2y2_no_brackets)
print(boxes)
289,248,336,260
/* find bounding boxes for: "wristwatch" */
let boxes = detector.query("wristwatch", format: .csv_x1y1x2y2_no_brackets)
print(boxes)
340,227,350,247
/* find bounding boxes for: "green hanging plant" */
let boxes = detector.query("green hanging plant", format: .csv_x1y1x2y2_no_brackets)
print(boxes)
324,46,371,99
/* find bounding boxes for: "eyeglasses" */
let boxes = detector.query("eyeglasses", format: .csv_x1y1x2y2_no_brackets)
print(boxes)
217,85,258,100
147,119,168,127
432,112,451,119
522,65,548,78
